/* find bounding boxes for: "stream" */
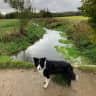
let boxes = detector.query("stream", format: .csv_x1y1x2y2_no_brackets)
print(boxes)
12,29,66,62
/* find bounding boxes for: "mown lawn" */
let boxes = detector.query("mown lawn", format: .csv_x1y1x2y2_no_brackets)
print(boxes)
55,16,89,21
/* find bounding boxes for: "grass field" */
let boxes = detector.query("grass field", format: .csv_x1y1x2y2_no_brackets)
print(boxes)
55,16,89,21
0,19,19,32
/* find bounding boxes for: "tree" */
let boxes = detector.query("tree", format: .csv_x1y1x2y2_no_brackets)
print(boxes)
39,9,52,18
4,0,24,11
0,13,4,19
80,0,96,22
5,0,32,33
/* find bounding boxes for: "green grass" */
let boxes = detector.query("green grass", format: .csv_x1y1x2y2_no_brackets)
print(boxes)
55,46,80,61
0,55,33,69
77,65,96,72
0,19,19,33
59,39,73,44
0,19,20,41
55,16,89,21
0,19,45,55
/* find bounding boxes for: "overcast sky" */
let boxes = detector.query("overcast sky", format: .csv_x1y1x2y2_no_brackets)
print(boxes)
0,0,81,14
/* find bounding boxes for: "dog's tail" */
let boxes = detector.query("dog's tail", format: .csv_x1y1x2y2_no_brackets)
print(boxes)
68,65,78,81
70,71,79,81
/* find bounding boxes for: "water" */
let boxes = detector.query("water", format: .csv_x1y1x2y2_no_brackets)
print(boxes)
12,29,66,62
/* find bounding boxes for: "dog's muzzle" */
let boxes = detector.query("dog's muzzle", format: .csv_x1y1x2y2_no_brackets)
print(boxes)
37,65,42,71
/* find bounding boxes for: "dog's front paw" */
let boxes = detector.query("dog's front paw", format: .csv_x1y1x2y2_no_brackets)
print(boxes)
43,84,48,89
76,75,79,81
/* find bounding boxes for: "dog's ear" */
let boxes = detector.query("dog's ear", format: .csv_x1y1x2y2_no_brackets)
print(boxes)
33,57,39,60
33,57,39,67
41,57,46,61
33,57,39,62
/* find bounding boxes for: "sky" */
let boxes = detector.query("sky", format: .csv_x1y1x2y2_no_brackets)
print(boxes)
0,0,81,14
0,0,15,14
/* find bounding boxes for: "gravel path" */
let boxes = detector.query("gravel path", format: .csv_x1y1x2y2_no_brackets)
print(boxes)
0,69,96,96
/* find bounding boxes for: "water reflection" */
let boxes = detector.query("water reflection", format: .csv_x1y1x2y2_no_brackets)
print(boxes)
12,29,66,62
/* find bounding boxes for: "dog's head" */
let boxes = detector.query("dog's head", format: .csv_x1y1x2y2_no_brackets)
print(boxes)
33,57,46,71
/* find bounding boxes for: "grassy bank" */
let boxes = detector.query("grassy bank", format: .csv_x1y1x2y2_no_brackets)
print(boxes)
0,19,45,68
0,55,33,69
0,19,45,55
76,65,96,72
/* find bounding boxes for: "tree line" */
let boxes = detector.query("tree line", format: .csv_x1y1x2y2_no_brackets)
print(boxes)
0,11,81,19
1,0,96,23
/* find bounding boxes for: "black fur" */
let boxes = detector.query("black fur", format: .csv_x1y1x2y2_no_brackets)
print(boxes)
33,57,40,67
33,57,76,86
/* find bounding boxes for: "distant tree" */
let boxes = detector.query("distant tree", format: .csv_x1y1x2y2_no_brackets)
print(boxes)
51,11,81,17
4,0,24,11
0,13,4,19
5,12,18,19
46,8,52,17
39,9,52,18
5,0,32,33
80,0,96,22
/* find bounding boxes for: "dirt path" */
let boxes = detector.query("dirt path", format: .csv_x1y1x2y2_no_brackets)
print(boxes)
0,70,96,96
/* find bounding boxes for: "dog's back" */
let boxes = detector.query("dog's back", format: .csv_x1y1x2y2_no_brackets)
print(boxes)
45,60,76,80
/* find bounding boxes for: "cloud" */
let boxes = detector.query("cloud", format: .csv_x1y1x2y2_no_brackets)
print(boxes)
0,0,15,14
33,0,81,12
0,0,81,14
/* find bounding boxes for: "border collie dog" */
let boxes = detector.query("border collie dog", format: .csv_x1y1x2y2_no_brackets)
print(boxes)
33,57,77,88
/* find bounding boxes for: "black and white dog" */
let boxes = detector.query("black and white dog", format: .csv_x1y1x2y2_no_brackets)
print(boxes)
33,57,77,88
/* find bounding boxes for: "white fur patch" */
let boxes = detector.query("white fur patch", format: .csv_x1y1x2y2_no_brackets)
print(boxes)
43,78,50,89
76,75,79,81
37,65,41,71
